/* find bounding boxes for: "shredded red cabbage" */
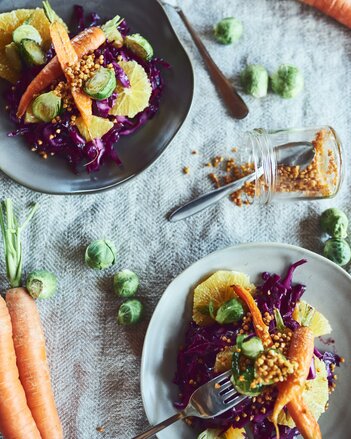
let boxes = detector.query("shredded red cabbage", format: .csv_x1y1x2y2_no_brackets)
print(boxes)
174,261,341,438
93,92,117,118
251,419,298,439
256,260,307,332
4,6,169,173
314,347,341,386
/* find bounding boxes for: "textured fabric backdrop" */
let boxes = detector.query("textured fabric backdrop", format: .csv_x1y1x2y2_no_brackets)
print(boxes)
0,0,350,438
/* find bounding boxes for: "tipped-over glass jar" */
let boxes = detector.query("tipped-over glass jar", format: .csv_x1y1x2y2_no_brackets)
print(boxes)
227,126,344,206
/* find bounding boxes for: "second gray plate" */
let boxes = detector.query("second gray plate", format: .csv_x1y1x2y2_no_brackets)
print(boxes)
0,0,194,194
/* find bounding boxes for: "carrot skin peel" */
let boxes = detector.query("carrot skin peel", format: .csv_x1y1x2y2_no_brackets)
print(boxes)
16,26,105,118
232,285,273,347
300,0,351,29
0,295,41,439
287,396,322,439
6,288,63,439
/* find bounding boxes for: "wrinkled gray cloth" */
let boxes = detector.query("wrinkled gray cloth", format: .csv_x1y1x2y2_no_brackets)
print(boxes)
0,0,350,438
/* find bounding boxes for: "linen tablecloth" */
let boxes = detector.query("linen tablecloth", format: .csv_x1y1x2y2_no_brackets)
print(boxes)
0,0,350,437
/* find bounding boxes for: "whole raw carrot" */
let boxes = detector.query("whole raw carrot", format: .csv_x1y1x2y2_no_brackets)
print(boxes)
271,326,315,438
287,395,322,439
300,0,351,28
16,26,105,118
0,295,41,439
6,288,63,439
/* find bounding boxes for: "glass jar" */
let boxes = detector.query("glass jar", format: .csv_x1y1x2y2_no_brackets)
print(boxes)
231,126,344,205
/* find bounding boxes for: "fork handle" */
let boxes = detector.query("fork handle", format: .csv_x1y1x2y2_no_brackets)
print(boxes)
176,8,248,119
132,412,186,439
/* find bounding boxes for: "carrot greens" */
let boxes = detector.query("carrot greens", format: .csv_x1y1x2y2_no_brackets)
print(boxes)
0,199,38,287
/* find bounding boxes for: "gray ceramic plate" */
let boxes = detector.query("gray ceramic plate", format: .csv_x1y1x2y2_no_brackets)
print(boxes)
0,0,193,194
141,243,351,439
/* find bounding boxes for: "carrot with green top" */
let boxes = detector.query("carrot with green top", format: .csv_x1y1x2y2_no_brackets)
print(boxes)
0,199,63,439
16,13,122,118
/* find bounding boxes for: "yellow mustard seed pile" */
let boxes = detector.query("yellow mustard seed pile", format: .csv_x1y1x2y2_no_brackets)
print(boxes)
252,349,298,388
276,130,338,197
52,81,73,113
49,52,114,127
190,129,339,207
64,52,105,91
208,157,256,207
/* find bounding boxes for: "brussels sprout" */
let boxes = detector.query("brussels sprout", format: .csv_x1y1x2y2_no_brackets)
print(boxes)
323,238,351,267
113,269,139,297
213,17,243,45
232,351,263,396
320,208,348,239
240,64,268,98
197,429,222,439
241,336,264,360
215,298,244,324
117,299,143,325
125,33,154,61
26,270,58,299
85,239,116,270
270,64,304,99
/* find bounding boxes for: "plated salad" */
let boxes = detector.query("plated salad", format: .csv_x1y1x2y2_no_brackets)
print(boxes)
174,260,343,439
1,2,167,172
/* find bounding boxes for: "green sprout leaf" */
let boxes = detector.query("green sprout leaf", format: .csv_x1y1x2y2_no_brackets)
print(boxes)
273,308,286,331
0,199,38,288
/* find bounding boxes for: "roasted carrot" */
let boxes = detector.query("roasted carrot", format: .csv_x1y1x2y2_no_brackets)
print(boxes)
16,27,105,118
6,288,63,439
0,295,41,439
300,0,351,29
272,327,314,420
43,1,92,129
232,285,320,439
232,285,273,347
271,326,315,438
287,395,322,439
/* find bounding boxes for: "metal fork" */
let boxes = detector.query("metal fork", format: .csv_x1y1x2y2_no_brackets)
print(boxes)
132,370,247,439
158,0,249,119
